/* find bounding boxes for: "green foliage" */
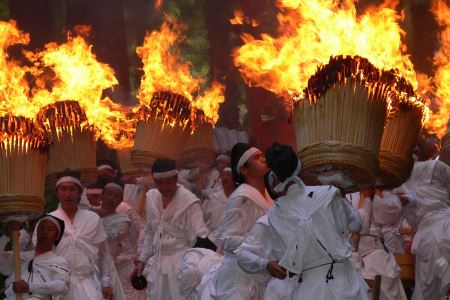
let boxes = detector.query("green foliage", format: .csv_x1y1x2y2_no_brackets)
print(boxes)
164,0,211,88
0,0,9,21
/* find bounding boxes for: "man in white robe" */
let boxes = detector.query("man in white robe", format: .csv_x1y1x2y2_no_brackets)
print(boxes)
1,215,69,300
131,158,214,300
262,143,368,300
351,190,407,300
47,170,114,300
211,143,274,300
179,247,223,300
99,180,144,300
394,158,450,300
202,167,235,248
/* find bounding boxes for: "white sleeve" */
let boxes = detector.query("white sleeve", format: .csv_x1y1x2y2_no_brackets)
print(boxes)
98,240,113,287
128,208,146,256
28,259,69,296
139,219,155,262
340,197,362,232
187,202,209,241
236,222,270,274
179,252,202,298
220,196,249,253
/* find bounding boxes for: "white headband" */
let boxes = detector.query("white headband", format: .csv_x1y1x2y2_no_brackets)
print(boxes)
236,147,261,174
86,188,103,195
38,216,62,236
216,154,230,162
152,169,177,180
104,182,124,193
56,176,82,189
223,167,232,173
272,158,304,193
98,164,114,171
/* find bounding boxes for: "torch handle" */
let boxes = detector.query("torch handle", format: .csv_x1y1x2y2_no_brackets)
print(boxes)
9,224,22,300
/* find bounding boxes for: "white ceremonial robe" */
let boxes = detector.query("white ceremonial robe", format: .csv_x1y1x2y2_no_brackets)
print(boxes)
354,196,407,300
139,185,209,300
179,248,223,300
372,190,405,253
211,184,274,300
49,207,111,300
0,235,69,300
395,160,450,300
115,202,147,300
268,183,368,300
236,215,295,300
101,213,130,300
202,189,227,249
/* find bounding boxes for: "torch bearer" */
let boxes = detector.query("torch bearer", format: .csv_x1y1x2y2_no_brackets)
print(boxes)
0,116,48,300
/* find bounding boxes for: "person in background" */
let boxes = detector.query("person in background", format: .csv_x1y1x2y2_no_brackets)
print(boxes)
131,158,215,300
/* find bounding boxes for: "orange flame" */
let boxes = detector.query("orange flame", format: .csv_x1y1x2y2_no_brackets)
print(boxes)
137,20,224,126
234,0,417,101
428,0,450,138
28,29,134,148
0,21,35,118
0,116,48,156
230,9,260,27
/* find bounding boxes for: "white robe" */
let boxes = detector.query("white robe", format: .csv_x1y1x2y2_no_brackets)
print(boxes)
179,248,223,300
236,215,295,300
202,189,227,249
0,235,69,300
268,183,368,300
211,184,274,300
49,207,112,300
115,202,147,300
353,195,407,300
395,160,450,300
139,185,209,300
101,213,130,300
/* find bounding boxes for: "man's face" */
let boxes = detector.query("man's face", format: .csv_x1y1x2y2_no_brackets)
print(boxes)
56,183,82,211
220,171,234,190
217,159,230,174
36,219,59,246
241,151,269,180
87,194,102,207
154,176,178,199
101,187,123,212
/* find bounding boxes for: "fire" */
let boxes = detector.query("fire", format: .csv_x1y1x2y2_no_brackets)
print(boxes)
0,116,48,155
427,0,450,138
233,0,417,102
137,20,224,126
230,9,260,27
192,82,225,124
28,28,135,148
0,21,35,118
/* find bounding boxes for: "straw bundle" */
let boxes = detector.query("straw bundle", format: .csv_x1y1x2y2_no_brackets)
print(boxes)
132,91,192,170
37,101,97,190
0,116,48,219
295,56,393,192
180,111,215,169
376,102,424,188
117,147,148,178
439,132,450,167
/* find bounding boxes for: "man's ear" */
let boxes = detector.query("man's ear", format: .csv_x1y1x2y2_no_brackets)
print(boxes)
240,166,248,178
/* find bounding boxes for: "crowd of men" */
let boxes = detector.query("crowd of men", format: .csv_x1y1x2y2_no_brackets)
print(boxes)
1,138,449,300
